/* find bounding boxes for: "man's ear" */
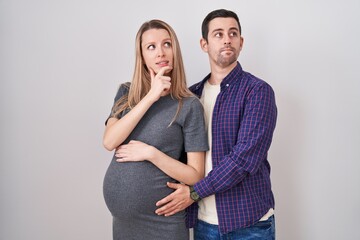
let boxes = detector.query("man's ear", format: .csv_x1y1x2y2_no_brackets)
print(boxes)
239,36,244,51
200,38,208,52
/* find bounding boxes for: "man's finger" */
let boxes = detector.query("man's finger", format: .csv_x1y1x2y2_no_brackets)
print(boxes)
167,182,182,190
156,193,174,207
164,210,179,217
156,202,178,215
162,208,178,216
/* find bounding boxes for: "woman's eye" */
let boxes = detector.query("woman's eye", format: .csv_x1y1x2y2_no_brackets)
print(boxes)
147,45,155,50
164,42,172,47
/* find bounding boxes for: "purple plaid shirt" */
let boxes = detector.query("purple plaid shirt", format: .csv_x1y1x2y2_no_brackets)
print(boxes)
186,62,277,234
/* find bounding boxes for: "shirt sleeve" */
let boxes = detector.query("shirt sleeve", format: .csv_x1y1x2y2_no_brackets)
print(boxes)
104,82,130,125
183,98,209,153
194,82,277,197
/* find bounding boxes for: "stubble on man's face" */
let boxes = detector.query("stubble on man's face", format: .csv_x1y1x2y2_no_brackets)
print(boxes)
215,45,238,67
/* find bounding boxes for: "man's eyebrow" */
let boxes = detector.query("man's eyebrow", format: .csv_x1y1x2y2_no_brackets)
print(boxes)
211,28,224,34
211,27,239,34
229,27,240,31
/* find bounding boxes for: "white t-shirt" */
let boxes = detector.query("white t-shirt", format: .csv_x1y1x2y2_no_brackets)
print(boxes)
198,81,220,224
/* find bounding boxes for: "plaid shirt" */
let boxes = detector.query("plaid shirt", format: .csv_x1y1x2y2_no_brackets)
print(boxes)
186,62,277,234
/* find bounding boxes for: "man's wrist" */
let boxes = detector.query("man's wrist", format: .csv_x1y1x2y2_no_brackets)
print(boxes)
189,185,201,202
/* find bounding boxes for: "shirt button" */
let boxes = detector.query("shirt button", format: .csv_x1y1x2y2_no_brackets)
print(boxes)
226,84,229,87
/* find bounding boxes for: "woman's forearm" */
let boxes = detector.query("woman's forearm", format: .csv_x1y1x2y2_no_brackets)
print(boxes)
149,149,205,185
103,94,156,151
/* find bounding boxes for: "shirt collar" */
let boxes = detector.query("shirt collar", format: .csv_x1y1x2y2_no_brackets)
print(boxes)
193,62,243,94
220,62,243,90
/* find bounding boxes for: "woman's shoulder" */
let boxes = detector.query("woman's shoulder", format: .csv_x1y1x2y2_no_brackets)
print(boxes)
114,82,131,101
181,95,203,111
176,95,205,126
182,95,201,105
182,94,200,102
118,82,131,92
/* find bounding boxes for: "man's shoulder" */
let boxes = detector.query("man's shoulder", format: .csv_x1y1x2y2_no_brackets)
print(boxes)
189,81,201,91
189,81,204,97
240,71,273,90
189,73,211,94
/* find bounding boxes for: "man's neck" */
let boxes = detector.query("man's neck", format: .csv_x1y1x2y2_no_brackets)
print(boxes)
208,61,237,85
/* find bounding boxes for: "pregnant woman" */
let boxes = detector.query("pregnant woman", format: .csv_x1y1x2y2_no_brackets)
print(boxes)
102,19,208,240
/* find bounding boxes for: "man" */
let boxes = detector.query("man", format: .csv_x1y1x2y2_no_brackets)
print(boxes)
156,9,277,239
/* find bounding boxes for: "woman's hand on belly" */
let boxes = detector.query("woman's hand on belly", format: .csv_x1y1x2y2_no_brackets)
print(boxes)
115,140,155,162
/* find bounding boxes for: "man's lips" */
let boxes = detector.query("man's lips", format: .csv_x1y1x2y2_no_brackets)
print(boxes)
221,47,235,53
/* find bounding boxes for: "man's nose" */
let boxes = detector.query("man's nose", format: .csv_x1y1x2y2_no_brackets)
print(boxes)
224,34,231,45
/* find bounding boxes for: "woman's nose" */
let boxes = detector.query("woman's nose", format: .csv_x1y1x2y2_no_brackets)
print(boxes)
157,47,165,57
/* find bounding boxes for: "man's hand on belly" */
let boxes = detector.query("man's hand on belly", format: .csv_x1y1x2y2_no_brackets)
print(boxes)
155,182,194,216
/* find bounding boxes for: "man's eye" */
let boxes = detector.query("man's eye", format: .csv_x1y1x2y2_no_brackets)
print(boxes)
230,32,238,37
215,32,222,37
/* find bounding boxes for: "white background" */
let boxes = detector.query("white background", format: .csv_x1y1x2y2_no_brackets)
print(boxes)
1,0,359,239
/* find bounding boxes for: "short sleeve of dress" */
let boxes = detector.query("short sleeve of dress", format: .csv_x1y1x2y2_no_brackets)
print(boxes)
105,82,130,125
182,98,209,153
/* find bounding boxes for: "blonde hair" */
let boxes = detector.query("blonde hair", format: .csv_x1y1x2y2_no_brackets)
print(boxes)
112,19,193,124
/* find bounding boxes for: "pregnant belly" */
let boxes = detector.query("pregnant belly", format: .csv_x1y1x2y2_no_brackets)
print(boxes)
103,159,175,218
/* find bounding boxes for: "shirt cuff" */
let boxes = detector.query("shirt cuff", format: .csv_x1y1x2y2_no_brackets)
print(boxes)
194,177,214,198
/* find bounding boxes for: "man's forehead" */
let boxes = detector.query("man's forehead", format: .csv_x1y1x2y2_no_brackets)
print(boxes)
208,18,239,31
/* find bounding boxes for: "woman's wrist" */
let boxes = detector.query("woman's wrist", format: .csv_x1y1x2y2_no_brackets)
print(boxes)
146,145,158,163
144,90,160,104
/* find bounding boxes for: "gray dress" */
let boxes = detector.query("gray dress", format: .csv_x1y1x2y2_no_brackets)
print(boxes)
103,83,208,240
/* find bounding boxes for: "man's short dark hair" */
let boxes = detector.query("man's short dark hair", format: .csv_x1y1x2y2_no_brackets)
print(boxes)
201,9,241,41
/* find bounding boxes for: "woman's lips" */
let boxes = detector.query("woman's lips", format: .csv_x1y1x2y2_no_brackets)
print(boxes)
156,60,169,67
